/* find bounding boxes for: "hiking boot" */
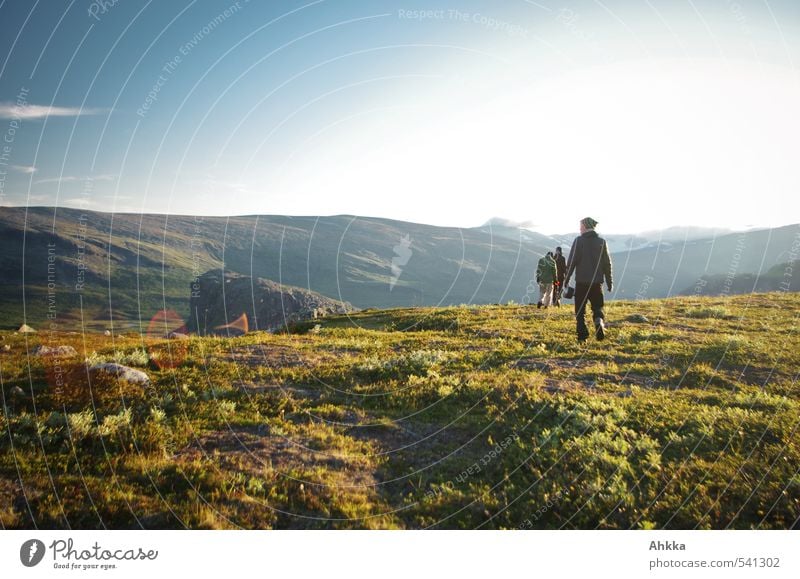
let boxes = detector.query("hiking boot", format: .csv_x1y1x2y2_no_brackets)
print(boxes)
537,302,542,309
594,317,606,341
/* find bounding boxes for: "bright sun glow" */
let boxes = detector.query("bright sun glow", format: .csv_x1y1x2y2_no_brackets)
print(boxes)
267,58,800,234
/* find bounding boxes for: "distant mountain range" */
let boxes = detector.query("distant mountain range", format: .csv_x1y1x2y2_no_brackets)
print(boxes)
483,220,736,254
0,206,796,330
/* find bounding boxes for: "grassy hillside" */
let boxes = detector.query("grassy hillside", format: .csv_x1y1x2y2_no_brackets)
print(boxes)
2,207,796,332
683,261,800,295
1,292,798,529
611,224,800,300
0,206,552,330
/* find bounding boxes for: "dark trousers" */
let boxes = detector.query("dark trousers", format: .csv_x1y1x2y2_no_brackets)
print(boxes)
554,277,565,304
574,282,605,339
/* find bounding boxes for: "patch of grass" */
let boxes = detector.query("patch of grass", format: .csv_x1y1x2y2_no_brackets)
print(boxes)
685,306,733,319
2,291,799,529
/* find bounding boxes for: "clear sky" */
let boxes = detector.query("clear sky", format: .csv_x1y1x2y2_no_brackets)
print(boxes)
0,0,798,234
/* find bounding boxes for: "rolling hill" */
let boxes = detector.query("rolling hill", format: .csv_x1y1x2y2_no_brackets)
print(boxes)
0,206,796,331
0,206,551,330
610,224,800,300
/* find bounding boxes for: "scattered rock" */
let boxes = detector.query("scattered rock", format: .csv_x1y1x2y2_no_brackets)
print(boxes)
104,330,112,337
626,314,650,323
167,331,189,339
17,324,36,333
33,345,78,357
2,344,10,352
89,363,150,386
10,385,25,397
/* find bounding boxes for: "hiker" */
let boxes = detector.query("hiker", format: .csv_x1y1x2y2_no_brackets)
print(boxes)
552,246,567,306
563,217,613,342
535,251,557,309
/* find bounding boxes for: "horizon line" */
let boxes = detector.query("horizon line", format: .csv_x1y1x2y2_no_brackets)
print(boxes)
0,203,795,237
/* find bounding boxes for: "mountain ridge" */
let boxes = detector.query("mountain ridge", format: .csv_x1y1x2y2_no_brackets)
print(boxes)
0,205,796,330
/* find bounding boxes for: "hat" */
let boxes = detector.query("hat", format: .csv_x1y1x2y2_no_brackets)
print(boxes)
581,217,598,230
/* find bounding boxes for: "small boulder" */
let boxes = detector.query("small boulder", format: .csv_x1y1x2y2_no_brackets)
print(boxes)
89,363,151,386
2,344,10,352
167,331,189,340
626,314,650,324
33,345,78,357
104,330,112,337
10,385,25,398
17,324,36,333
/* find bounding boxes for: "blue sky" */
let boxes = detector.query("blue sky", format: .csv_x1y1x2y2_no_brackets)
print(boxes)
0,0,798,233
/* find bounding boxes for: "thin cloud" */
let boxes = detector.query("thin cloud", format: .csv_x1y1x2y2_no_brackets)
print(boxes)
10,165,37,174
63,197,95,206
484,217,535,229
34,174,116,185
0,103,107,120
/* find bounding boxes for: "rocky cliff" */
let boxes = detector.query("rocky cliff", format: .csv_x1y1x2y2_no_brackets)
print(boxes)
188,270,355,335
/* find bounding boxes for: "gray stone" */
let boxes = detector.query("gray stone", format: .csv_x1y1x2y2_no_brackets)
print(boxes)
17,324,36,333
89,363,151,386
626,314,650,323
33,345,78,357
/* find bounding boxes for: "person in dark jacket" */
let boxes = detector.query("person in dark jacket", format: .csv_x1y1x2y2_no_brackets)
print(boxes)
563,217,613,342
552,246,567,306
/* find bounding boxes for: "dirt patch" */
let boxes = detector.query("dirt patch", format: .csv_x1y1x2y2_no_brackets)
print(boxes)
511,357,594,372
541,378,595,394
175,426,373,487
346,417,481,477
233,381,321,400
222,344,335,369
512,358,662,391
737,366,777,387
0,476,36,527
539,378,634,398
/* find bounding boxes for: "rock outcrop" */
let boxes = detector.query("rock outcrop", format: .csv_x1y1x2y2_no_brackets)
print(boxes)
89,363,151,386
188,270,355,335
33,345,78,357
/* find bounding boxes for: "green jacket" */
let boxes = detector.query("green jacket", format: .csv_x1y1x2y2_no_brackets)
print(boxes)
536,255,557,284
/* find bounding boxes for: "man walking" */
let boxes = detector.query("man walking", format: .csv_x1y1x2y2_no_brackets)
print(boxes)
563,217,613,342
552,246,567,306
536,251,557,309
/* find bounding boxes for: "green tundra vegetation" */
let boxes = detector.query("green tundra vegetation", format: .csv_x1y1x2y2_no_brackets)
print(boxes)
1,292,798,529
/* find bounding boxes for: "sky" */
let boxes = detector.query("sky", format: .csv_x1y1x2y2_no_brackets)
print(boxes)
0,0,798,234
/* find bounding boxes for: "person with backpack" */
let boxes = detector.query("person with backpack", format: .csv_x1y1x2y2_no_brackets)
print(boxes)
552,246,567,306
535,251,557,309
563,217,613,342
